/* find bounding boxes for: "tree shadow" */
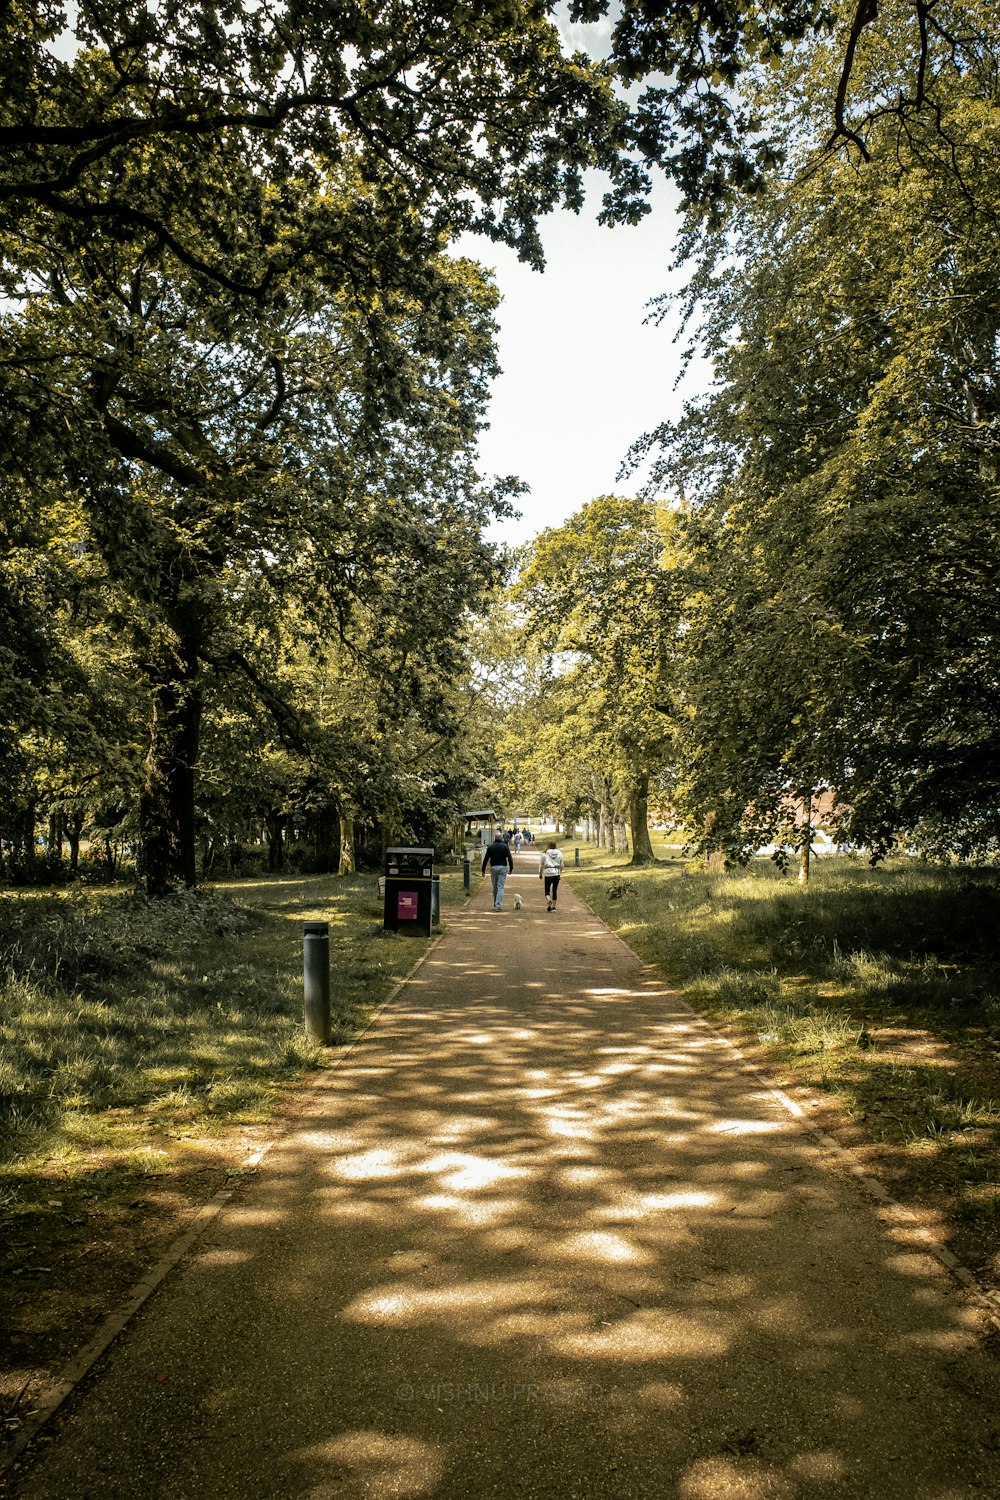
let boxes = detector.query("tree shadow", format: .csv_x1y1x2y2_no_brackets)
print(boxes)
13,883,1000,1499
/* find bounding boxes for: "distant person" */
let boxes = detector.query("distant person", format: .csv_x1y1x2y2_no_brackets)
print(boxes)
502,827,513,846
538,841,564,911
482,833,514,911
513,831,523,853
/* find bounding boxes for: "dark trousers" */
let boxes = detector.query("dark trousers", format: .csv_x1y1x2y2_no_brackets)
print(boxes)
544,874,560,903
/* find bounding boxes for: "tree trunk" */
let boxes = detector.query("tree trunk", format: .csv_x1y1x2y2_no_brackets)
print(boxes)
265,811,285,871
598,779,616,851
67,811,83,874
137,651,203,897
17,801,37,877
799,792,813,887
628,772,656,865
702,810,725,872
312,804,340,873
380,817,402,866
339,809,356,875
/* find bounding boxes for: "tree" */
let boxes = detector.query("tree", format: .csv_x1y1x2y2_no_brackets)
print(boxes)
513,497,677,865
574,0,1000,223
1,214,509,891
1,1,682,893
1,1,646,288
6,0,974,262
634,5,1000,862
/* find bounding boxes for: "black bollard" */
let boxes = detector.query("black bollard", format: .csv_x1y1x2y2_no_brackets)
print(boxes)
463,857,471,892
575,847,580,866
303,920,331,1045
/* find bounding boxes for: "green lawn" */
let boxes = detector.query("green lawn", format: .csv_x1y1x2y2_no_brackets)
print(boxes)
0,869,468,1204
0,868,472,1394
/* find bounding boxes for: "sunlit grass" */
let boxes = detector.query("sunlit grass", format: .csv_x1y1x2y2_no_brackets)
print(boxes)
0,869,467,1206
570,845,1000,1251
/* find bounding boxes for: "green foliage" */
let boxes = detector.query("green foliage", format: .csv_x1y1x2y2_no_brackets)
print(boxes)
6,1,1000,885
0,1,645,285
1,203,508,887
0,1,666,893
505,496,679,860
636,4,1000,861
570,0,991,224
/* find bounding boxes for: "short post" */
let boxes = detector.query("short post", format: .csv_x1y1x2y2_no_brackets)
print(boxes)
575,847,580,867
463,857,471,892
303,920,331,1046
431,874,441,926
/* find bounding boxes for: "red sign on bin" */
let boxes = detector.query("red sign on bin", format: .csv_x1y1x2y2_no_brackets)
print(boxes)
397,890,418,921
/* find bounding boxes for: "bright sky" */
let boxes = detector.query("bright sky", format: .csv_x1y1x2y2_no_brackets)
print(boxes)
464,176,706,551
460,6,711,552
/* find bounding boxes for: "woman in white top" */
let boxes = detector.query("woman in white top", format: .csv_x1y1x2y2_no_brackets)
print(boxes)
538,842,564,911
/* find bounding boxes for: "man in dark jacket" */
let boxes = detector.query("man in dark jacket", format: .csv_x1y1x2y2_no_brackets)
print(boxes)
481,834,514,910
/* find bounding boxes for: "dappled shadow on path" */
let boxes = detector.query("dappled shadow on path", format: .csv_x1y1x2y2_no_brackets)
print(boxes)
18,884,1000,1500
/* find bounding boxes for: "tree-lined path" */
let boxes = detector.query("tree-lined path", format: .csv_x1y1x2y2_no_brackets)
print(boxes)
12,872,1000,1499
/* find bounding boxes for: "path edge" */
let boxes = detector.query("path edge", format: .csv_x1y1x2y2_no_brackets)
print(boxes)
571,880,1000,1333
0,919,453,1476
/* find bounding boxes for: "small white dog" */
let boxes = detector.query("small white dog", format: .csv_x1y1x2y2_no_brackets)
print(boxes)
513,892,523,910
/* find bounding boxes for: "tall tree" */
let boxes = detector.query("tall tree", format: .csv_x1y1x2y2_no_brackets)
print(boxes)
2,222,507,891
574,0,1000,221
1,1,644,286
635,3,1000,861
514,497,676,865
0,1,670,892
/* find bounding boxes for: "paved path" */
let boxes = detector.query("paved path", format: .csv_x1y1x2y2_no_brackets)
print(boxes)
12,860,1000,1498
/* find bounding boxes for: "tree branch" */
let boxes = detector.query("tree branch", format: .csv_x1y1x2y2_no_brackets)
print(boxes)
828,0,879,159
99,411,207,487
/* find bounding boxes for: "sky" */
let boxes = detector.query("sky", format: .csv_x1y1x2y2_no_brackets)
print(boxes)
458,8,711,552
463,178,707,552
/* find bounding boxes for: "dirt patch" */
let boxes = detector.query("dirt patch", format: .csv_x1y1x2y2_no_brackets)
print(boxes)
867,1026,956,1062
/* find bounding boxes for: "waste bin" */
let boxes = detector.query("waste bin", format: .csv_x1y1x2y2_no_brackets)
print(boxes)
383,847,434,936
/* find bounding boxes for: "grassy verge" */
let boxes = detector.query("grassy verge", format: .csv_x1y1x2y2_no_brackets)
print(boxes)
0,868,466,1417
568,839,1000,1289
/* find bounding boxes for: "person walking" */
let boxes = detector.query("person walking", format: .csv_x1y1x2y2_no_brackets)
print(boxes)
538,841,564,911
482,832,515,911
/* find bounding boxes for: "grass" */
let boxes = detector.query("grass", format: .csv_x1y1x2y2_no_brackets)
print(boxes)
0,867,467,1404
568,837,1000,1284
1,871,466,1187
